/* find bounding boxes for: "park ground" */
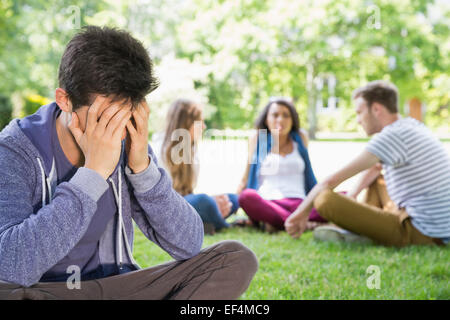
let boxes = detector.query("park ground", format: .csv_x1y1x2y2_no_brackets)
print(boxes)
133,140,450,299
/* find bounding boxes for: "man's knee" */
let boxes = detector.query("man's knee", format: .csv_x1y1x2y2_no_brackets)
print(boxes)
313,188,335,214
215,240,258,279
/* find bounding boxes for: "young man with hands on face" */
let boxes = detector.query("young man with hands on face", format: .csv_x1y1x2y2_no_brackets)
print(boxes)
0,26,257,300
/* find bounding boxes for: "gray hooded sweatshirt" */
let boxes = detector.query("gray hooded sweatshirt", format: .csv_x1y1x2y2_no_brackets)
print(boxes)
0,102,204,287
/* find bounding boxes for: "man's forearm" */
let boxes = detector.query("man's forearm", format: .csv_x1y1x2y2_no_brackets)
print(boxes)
348,164,381,198
297,150,381,212
295,182,331,217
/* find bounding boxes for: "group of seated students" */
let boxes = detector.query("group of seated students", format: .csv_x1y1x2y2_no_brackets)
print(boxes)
153,88,450,248
152,97,325,234
0,26,448,300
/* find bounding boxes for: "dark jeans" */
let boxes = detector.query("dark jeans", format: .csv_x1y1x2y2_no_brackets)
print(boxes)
184,193,239,230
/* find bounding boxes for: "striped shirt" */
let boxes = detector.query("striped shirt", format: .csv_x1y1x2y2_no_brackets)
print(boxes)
366,117,450,240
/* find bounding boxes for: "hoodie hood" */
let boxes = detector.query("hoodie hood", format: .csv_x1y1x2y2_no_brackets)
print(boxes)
18,102,59,176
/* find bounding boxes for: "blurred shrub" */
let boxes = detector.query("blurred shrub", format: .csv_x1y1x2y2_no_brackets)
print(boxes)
23,94,51,116
317,107,359,133
0,95,13,131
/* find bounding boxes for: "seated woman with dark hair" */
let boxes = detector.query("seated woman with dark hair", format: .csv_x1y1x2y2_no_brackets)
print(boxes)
236,97,327,233
154,99,239,234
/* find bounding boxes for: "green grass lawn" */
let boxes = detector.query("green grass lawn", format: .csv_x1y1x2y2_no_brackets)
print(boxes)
133,217,449,300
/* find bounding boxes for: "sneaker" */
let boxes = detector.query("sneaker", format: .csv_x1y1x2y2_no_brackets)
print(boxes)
261,222,279,234
305,221,329,231
313,225,373,244
230,218,254,228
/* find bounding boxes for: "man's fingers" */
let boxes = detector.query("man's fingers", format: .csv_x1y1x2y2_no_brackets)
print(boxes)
287,227,299,238
139,100,150,117
111,110,132,139
285,224,295,235
131,108,147,135
284,219,294,229
97,104,122,132
135,102,147,119
86,95,109,134
285,222,303,239
102,107,130,137
131,110,143,134
126,120,137,138
293,226,305,239
68,112,83,144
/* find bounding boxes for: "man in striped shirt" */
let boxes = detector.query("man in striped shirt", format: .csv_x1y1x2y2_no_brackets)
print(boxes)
285,80,450,246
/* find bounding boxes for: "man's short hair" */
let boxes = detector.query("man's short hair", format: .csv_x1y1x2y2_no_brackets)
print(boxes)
58,26,159,110
352,80,399,114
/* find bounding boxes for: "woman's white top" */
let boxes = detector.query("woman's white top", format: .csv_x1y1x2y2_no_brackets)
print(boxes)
257,141,306,200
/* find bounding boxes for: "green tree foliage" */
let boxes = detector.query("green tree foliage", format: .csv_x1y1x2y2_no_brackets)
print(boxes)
1,0,448,134
0,0,106,127
174,0,449,134
0,95,12,130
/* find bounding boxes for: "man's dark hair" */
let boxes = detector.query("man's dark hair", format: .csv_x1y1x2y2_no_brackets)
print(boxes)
255,97,300,132
352,80,399,114
58,26,159,110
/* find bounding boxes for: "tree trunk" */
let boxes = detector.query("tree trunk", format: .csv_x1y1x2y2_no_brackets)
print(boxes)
306,62,317,139
408,97,422,122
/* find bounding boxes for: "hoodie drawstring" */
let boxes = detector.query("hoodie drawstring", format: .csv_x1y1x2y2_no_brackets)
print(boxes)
37,157,56,205
46,178,53,203
38,157,140,272
109,172,123,270
109,167,140,271
36,158,47,206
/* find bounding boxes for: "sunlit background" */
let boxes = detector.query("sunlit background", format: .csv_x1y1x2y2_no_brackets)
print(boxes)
2,0,449,194
1,0,449,134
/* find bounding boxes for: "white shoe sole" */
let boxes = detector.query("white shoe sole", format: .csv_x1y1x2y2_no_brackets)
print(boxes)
313,226,373,244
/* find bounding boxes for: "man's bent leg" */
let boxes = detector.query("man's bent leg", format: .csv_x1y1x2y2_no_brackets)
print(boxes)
94,240,258,300
314,189,439,247
162,240,258,300
314,189,409,247
0,278,104,300
0,240,258,300
363,175,397,211
363,176,383,208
